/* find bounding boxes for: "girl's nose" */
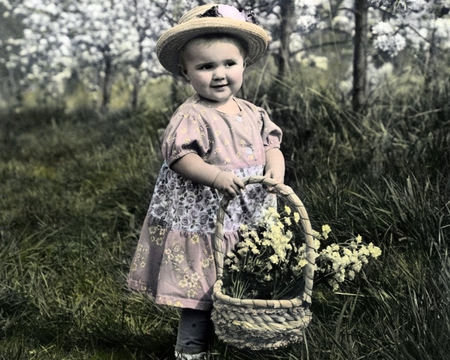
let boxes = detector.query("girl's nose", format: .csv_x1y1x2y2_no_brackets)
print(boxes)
212,69,225,80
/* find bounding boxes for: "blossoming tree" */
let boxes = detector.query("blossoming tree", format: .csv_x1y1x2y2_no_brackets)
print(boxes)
331,0,450,111
1,0,449,112
0,0,193,111
1,0,328,109
370,0,450,92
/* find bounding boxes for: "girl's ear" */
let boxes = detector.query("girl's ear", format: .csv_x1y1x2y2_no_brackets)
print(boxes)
179,65,190,83
243,59,248,69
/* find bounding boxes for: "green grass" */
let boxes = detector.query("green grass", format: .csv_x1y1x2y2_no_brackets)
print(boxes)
1,67,449,359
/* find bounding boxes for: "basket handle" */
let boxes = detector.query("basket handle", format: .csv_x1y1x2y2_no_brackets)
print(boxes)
213,175,316,306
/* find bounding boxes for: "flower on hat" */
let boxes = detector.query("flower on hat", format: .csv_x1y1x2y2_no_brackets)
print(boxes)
198,5,259,25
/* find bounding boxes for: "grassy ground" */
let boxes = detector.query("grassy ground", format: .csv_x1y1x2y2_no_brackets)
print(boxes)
1,70,449,359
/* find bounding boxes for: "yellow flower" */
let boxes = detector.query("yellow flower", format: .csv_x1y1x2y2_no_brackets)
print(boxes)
284,205,292,215
343,248,352,257
297,258,308,268
347,269,356,280
336,268,346,282
352,261,363,272
368,243,382,258
321,224,332,239
269,254,279,264
238,247,249,255
240,224,248,231
230,264,240,271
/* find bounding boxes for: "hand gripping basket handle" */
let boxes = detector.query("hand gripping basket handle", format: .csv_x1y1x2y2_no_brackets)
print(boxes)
213,175,316,307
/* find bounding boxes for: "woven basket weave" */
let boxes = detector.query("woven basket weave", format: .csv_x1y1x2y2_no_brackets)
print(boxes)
211,176,316,350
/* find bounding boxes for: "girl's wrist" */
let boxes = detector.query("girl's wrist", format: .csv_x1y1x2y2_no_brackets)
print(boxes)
211,171,222,188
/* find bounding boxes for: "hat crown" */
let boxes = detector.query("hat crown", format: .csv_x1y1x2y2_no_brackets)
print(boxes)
178,4,256,25
178,4,216,23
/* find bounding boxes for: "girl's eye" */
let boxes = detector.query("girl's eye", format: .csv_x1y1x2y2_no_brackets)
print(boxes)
225,61,236,67
198,64,213,70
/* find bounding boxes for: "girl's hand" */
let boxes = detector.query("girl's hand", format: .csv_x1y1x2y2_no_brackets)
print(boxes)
264,148,285,186
264,168,284,184
264,168,284,193
212,171,245,199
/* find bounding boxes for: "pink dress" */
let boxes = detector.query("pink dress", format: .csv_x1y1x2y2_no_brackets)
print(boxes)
127,94,282,310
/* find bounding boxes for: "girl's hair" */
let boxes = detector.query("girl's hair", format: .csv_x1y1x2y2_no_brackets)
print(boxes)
178,33,248,72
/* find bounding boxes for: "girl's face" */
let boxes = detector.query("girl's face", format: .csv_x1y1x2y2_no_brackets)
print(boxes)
181,38,246,108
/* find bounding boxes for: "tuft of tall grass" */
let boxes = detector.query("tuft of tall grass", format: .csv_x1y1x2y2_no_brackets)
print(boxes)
1,106,182,359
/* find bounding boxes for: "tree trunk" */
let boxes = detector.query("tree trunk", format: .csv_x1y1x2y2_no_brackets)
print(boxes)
130,0,143,112
131,30,145,111
423,28,437,95
352,0,368,113
277,0,296,78
101,54,113,114
130,73,139,111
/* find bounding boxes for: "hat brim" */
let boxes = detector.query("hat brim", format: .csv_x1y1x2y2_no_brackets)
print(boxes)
156,18,269,75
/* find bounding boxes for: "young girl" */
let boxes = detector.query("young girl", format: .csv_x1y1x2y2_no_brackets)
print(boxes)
127,4,285,359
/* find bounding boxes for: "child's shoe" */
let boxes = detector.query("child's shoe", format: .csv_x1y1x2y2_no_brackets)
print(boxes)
175,351,209,360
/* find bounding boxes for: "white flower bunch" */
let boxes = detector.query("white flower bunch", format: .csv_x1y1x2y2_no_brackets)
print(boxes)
369,0,418,12
312,225,382,291
372,22,407,56
223,205,305,300
223,206,382,300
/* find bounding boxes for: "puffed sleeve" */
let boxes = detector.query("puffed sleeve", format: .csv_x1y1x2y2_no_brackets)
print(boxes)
259,108,283,151
162,111,211,167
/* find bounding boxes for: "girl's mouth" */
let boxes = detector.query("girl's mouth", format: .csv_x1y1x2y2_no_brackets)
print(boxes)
212,84,228,88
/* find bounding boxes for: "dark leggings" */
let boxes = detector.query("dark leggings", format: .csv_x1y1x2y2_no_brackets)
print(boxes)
175,308,212,354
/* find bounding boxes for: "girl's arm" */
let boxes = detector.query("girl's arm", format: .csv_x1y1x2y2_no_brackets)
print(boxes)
171,153,245,198
264,148,285,184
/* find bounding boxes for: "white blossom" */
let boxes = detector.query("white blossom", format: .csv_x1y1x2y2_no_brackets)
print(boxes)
332,15,354,33
371,0,449,56
374,33,406,56
434,17,450,48
2,0,180,101
372,21,395,35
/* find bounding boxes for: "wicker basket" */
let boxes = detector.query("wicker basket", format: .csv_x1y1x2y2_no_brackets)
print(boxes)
211,176,316,350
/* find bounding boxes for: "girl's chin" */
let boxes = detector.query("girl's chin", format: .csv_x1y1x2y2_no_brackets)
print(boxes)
200,96,232,106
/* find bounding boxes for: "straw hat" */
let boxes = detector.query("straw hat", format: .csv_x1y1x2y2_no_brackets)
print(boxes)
156,4,269,75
